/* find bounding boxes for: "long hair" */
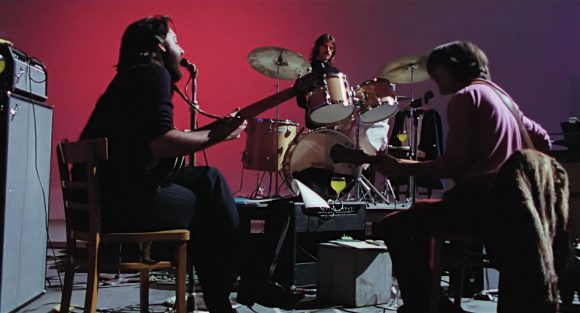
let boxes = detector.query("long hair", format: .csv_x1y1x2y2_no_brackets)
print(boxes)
117,15,174,72
426,41,490,81
310,33,336,63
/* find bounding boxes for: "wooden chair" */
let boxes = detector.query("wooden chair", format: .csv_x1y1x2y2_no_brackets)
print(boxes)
57,138,190,313
429,150,570,313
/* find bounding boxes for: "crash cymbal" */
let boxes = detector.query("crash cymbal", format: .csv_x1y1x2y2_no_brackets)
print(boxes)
248,46,311,80
379,55,429,84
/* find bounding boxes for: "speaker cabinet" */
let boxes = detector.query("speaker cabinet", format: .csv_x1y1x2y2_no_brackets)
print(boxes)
0,91,52,313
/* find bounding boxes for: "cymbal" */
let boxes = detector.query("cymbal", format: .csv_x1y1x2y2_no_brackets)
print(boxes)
379,55,429,84
248,46,311,80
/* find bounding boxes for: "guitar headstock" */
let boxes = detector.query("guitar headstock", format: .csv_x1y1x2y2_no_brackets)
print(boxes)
293,71,324,94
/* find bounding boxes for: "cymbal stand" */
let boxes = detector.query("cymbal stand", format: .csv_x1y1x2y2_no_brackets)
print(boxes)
272,52,285,197
249,51,288,199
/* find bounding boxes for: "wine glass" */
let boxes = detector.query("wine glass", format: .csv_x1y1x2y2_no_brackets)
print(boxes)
396,130,408,144
330,176,347,200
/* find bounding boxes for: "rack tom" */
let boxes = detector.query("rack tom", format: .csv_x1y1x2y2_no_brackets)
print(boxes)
306,73,354,125
354,78,398,123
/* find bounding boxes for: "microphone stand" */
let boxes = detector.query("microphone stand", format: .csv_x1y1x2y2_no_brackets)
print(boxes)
189,72,198,166
407,66,418,204
406,90,432,204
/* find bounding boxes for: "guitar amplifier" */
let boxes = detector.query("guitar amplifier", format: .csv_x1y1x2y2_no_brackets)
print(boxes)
0,91,52,313
0,41,47,101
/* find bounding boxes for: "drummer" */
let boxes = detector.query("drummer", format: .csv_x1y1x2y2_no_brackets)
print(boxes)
296,33,340,129
296,34,390,171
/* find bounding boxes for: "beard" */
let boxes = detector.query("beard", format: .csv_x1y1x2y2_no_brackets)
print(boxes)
162,50,183,82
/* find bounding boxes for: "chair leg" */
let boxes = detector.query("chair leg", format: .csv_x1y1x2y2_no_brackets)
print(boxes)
175,242,187,313
84,235,100,313
140,269,150,313
429,237,443,313
187,263,196,312
60,240,76,313
454,264,465,305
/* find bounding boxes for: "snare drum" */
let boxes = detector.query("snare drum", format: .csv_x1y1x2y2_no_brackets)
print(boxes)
244,118,298,172
306,73,354,125
283,129,358,199
354,78,398,123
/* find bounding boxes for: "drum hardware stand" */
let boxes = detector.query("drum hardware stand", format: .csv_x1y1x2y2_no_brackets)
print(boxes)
243,52,289,199
270,51,286,198
252,171,270,198
351,100,392,204
382,176,398,202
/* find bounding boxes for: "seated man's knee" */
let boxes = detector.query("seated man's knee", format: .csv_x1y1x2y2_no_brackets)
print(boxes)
378,211,417,242
205,166,226,181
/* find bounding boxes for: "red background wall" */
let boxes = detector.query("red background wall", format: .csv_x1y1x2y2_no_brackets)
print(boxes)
1,1,579,219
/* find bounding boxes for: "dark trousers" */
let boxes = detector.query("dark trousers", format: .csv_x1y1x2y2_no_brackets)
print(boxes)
107,166,240,313
379,193,488,312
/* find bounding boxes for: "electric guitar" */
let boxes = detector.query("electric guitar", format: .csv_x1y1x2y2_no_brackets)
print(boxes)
197,72,322,132
149,72,324,181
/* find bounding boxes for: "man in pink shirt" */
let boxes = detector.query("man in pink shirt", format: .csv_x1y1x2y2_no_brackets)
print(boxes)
334,41,551,312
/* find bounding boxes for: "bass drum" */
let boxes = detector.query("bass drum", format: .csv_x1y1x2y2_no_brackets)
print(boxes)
283,129,358,199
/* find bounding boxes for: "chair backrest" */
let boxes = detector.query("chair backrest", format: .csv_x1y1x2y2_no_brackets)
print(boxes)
57,138,108,238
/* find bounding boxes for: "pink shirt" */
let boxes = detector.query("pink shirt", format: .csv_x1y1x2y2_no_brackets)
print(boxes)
417,79,551,185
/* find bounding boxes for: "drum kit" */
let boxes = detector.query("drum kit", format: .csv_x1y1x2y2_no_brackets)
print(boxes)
243,46,429,201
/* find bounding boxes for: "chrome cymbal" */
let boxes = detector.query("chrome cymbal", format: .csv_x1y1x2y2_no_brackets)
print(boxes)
248,46,311,80
379,55,429,84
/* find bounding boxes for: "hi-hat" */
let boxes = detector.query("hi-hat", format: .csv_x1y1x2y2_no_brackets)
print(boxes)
248,46,311,80
379,55,429,84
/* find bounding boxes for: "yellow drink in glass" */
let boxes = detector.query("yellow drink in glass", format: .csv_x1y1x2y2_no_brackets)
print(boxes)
331,177,347,199
397,131,408,143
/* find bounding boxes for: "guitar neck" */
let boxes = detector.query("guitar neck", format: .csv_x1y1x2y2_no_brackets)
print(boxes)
238,87,296,119
196,86,297,131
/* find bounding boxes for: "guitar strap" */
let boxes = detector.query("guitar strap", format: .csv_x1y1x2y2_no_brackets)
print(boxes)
472,80,535,150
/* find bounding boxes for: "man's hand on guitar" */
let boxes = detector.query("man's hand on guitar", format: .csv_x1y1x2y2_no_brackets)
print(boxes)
208,108,247,142
225,108,248,140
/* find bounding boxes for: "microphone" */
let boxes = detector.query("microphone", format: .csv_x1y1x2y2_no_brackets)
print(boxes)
410,90,434,108
179,58,197,77
180,57,198,105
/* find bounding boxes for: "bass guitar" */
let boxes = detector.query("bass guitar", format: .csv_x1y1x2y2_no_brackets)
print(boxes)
150,72,324,181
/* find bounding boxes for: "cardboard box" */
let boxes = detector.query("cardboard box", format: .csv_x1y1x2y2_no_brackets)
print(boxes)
317,240,392,307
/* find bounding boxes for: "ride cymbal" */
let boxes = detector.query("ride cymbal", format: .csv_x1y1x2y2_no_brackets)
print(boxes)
248,46,311,80
379,55,429,84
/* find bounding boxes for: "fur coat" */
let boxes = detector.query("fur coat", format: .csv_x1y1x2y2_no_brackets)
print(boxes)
489,149,569,313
